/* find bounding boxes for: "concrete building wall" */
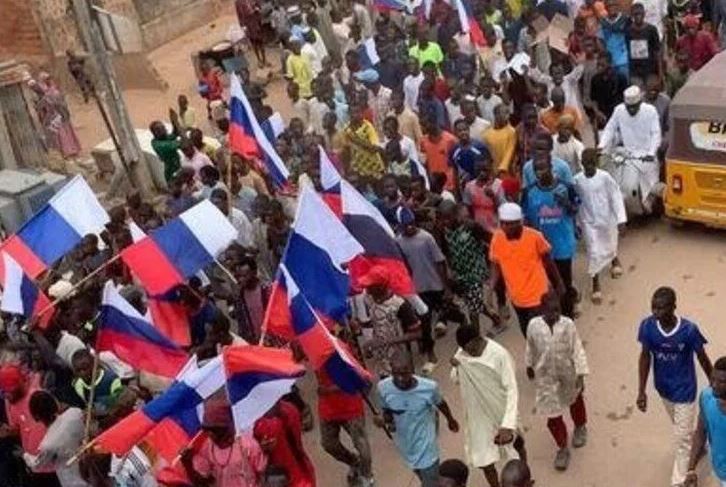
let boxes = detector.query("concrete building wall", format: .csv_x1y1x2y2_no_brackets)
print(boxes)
1,0,224,63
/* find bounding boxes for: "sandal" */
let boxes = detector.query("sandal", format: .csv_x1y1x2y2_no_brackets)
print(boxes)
611,265,624,279
591,291,603,304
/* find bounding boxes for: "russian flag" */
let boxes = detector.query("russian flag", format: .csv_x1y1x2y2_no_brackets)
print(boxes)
0,176,109,280
121,200,237,295
0,253,54,329
319,146,342,217
373,0,408,13
455,0,486,47
95,354,225,457
280,265,371,393
319,156,415,295
147,286,191,348
263,184,363,339
229,74,289,189
97,281,188,378
223,345,306,433
144,358,205,462
127,223,192,347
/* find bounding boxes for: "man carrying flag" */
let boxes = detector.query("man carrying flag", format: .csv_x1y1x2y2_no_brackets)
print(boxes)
181,395,267,487
96,281,188,379
276,264,375,485
0,253,54,329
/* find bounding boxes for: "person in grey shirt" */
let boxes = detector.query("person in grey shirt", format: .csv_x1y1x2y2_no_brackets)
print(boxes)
395,206,450,374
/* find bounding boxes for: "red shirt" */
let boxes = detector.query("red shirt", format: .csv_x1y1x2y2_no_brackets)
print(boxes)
5,374,52,473
254,401,315,487
434,78,451,102
316,366,364,423
201,71,223,101
676,32,718,70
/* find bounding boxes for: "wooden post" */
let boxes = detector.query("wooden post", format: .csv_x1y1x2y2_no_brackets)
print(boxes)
33,253,122,322
83,351,101,442
70,0,151,198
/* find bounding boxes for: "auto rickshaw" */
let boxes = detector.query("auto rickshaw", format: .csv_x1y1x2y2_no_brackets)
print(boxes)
664,51,726,227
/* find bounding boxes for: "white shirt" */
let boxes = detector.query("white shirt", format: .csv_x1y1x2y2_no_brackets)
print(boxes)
467,116,491,144
640,0,668,38
302,43,323,77
111,447,157,487
24,408,88,487
181,149,213,178
477,94,503,124
403,73,424,112
332,20,353,54
530,64,585,118
598,103,662,157
382,134,420,162
352,3,374,38
312,28,329,61
552,134,585,174
229,207,255,248
445,99,462,126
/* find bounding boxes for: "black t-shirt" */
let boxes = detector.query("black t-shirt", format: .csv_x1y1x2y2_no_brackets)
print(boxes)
627,23,661,79
590,70,629,119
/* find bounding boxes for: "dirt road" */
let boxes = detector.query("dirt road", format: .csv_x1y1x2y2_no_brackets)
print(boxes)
63,16,726,487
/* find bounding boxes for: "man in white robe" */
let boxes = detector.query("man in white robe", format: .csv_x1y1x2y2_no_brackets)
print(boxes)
450,325,526,487
574,148,627,303
525,291,590,471
598,85,662,211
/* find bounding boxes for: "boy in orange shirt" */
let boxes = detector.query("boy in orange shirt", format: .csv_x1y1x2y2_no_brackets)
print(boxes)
488,203,566,336
420,115,458,192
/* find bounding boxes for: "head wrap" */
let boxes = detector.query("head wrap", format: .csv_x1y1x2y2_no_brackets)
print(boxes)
358,265,390,287
0,365,24,394
624,85,643,105
48,279,75,300
683,14,700,28
498,202,523,222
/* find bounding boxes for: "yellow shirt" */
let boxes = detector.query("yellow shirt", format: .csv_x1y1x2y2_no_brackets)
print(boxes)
344,120,385,179
483,124,517,174
286,54,313,98
506,0,523,19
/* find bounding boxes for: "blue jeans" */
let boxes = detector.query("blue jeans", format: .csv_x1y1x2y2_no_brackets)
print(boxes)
414,460,439,487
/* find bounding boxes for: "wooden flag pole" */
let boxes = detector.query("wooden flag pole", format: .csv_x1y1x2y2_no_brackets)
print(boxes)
65,437,98,467
34,253,123,320
82,350,101,444
214,258,238,285
361,391,393,440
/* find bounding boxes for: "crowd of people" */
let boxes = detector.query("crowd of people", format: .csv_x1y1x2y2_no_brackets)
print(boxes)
4,0,726,486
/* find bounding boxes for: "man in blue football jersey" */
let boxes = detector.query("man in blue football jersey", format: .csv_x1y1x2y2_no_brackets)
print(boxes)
637,286,713,487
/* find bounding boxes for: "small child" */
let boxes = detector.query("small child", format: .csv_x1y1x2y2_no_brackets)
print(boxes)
525,291,589,471
439,459,470,487
573,148,626,303
358,266,422,378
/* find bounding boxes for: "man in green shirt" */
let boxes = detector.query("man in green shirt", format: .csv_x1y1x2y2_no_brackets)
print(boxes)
408,25,444,71
150,120,182,184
